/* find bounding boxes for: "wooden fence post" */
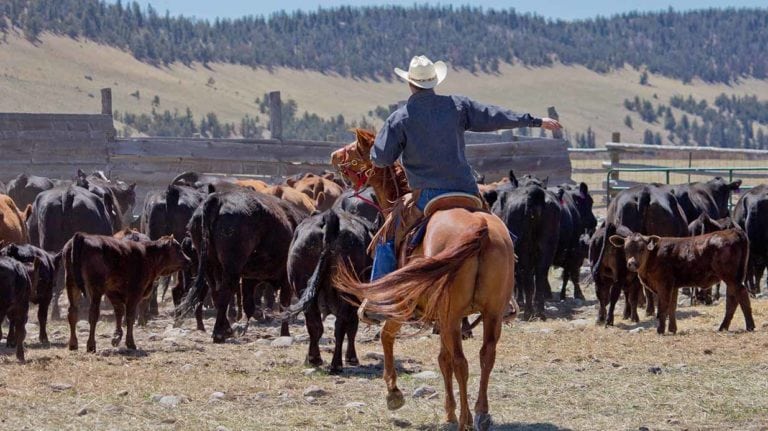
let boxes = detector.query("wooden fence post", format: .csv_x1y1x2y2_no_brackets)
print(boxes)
269,91,283,141
609,132,621,182
101,88,112,116
547,106,563,139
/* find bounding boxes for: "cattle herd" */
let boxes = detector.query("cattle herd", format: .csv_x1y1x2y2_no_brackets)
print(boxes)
0,168,765,367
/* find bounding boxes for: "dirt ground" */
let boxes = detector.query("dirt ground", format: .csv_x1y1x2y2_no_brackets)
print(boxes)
1,276,767,431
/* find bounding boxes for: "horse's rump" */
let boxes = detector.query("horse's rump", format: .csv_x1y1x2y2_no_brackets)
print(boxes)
333,210,494,323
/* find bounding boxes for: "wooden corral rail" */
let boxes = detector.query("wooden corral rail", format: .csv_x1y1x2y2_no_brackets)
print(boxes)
0,89,573,212
109,135,572,200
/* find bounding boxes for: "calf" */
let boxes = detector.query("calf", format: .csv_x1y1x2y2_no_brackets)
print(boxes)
0,243,56,345
609,229,755,334
62,233,189,352
0,256,32,362
686,213,734,304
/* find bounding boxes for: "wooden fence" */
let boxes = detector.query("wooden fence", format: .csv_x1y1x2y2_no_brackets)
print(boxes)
0,89,573,213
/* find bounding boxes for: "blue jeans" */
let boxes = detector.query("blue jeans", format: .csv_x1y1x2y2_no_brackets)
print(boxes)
370,188,468,281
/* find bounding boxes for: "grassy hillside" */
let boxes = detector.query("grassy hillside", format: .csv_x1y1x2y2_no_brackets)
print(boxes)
2,32,768,145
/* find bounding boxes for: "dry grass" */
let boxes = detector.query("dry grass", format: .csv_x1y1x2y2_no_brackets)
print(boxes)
1,276,767,431
3,32,768,144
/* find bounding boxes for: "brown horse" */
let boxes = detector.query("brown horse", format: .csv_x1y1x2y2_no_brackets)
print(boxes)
330,129,516,431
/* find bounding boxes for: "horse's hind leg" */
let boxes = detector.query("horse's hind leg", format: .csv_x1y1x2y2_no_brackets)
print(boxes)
381,320,404,410
441,318,472,429
437,321,457,424
474,313,502,431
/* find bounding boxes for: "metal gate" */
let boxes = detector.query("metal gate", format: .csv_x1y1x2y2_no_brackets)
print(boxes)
605,166,768,208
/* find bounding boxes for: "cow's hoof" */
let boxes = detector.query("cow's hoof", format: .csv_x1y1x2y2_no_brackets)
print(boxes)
346,357,360,366
212,334,227,344
126,342,137,350
575,293,586,301
68,343,78,351
387,389,405,411
328,365,343,375
461,330,473,340
111,336,122,347
86,344,96,353
305,355,323,367
474,413,493,431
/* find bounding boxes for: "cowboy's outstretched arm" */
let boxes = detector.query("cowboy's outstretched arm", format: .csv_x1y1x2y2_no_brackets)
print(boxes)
371,117,405,168
462,97,561,132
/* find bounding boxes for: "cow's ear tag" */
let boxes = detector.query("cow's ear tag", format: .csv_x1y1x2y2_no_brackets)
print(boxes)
647,243,655,251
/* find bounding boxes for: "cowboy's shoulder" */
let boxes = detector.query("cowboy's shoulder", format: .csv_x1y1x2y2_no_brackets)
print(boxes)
384,105,410,126
449,94,474,108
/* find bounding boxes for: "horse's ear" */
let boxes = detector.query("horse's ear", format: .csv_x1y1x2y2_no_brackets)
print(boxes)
355,129,375,145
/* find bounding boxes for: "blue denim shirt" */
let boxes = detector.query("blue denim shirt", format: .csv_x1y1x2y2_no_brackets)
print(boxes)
371,89,541,194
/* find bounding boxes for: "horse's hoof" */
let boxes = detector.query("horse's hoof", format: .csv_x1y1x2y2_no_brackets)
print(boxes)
474,413,493,431
386,390,405,411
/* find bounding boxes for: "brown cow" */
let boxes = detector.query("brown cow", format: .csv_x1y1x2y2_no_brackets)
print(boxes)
0,194,29,244
609,228,755,334
286,173,343,211
62,233,189,352
235,179,270,193
264,185,316,214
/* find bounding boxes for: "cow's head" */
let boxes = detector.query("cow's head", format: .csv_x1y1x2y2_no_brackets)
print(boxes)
608,233,661,272
154,235,191,275
707,177,742,218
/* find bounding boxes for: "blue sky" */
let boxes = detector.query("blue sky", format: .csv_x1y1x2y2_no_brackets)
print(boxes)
126,0,766,20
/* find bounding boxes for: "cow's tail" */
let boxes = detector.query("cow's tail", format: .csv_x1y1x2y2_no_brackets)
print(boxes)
519,186,545,246
638,186,651,224
742,213,756,287
592,223,616,280
283,211,339,319
70,233,88,299
176,195,218,320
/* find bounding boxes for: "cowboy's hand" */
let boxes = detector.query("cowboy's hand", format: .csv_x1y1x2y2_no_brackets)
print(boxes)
541,117,562,130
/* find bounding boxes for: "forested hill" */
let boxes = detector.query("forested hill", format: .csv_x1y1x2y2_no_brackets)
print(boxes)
2,1,767,84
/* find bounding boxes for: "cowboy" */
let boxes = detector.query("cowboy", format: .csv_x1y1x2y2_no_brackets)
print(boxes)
368,55,562,281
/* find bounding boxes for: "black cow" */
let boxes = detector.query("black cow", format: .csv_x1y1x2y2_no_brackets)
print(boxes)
551,182,597,301
0,256,32,362
594,184,688,323
669,177,741,222
589,223,643,325
7,174,55,209
26,185,115,319
0,243,56,345
177,190,308,342
733,184,768,294
492,173,560,320
285,208,375,373
141,184,206,316
332,187,381,227
77,170,137,228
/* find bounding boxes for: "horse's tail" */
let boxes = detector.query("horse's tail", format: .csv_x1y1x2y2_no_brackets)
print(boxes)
176,195,218,320
283,211,340,319
333,220,488,323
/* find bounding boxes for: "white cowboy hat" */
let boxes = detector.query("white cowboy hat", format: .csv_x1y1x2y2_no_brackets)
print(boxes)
394,55,447,89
